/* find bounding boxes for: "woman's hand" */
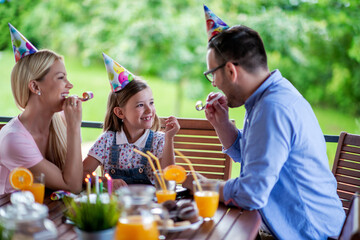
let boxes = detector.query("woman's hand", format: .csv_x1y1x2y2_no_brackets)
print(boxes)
62,96,82,130
164,116,180,138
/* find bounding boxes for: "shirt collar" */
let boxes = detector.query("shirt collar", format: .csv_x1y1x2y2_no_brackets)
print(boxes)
116,127,150,149
244,69,281,111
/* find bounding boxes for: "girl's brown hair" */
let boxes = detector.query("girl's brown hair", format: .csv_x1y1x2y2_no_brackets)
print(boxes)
11,49,67,170
103,79,160,132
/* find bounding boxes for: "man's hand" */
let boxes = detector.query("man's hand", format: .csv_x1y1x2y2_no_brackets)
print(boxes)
182,172,208,194
205,93,229,129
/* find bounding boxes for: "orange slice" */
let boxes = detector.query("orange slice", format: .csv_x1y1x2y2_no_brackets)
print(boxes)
164,165,187,183
9,167,33,190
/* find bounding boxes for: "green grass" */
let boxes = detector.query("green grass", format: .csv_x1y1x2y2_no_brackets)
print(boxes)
1,50,359,178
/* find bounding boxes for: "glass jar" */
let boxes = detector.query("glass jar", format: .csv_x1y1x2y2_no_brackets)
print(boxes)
114,185,168,240
0,191,57,240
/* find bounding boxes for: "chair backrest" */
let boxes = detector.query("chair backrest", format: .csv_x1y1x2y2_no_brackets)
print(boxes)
332,132,360,214
0,123,5,130
160,117,234,181
338,193,360,240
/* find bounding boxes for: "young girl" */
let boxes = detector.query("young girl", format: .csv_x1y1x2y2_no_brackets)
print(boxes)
83,53,180,189
0,24,83,194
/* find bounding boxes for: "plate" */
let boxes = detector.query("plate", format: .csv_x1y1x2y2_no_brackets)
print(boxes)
158,217,204,232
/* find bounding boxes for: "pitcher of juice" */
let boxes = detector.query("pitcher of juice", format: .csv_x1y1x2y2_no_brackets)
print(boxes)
114,185,169,240
0,191,57,240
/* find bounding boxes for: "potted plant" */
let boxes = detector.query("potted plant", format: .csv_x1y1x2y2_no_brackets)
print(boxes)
0,221,13,240
64,194,120,240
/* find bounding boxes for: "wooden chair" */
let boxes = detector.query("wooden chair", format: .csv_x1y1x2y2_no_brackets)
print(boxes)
338,193,360,240
332,132,360,214
160,117,234,181
0,123,5,130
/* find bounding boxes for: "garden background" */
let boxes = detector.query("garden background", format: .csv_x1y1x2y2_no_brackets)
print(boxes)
0,0,359,178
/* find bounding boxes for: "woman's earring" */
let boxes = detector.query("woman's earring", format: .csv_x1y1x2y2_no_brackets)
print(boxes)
37,91,41,96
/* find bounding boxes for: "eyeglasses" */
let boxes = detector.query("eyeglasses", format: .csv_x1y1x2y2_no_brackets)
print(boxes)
203,63,226,83
203,62,239,84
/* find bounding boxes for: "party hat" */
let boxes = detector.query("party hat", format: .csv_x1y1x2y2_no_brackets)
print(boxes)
102,53,135,92
8,23,38,62
204,5,229,42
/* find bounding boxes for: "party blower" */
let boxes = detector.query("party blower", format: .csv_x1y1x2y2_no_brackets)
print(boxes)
61,91,94,102
195,94,222,111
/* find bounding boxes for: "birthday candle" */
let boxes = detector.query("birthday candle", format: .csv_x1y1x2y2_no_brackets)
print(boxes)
99,179,103,194
92,172,99,195
85,178,90,197
105,173,112,196
86,174,91,184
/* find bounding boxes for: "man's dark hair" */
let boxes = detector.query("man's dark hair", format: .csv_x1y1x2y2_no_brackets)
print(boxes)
208,25,268,73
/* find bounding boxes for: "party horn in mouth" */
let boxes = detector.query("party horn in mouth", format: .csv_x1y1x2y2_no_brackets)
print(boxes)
195,94,222,111
63,91,94,101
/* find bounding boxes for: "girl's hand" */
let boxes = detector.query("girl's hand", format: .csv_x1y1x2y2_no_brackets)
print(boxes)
164,116,180,138
62,96,82,130
112,179,128,190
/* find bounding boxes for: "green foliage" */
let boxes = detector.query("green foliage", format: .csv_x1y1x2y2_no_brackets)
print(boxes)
0,221,13,240
64,196,120,232
1,0,360,115
0,0,41,50
2,0,356,115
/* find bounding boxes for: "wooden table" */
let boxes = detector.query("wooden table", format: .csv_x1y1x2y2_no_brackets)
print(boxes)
0,191,261,240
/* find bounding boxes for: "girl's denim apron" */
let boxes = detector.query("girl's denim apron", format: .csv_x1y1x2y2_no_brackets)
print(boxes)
107,130,153,184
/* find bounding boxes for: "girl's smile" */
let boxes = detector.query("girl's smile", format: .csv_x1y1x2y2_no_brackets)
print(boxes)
116,87,156,142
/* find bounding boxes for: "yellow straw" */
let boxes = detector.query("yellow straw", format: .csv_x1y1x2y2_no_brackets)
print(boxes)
133,149,166,190
175,150,202,192
146,151,168,192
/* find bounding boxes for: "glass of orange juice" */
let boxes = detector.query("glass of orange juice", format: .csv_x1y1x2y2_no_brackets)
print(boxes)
23,173,45,204
153,171,176,203
115,215,159,240
193,179,219,220
115,185,169,240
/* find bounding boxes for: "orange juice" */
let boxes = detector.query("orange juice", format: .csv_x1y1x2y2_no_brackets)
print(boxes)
115,215,159,240
23,183,45,204
194,191,219,218
156,190,176,203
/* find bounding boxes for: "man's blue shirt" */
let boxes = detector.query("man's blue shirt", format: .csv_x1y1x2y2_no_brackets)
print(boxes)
223,70,345,239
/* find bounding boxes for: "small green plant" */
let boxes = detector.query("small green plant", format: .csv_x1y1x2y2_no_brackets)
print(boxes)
64,196,120,232
0,221,13,240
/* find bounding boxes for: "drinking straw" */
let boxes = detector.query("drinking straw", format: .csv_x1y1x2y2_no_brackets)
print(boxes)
175,150,202,192
146,151,167,192
133,149,166,190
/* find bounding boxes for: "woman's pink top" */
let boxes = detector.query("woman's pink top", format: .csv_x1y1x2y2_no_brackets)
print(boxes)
0,116,43,194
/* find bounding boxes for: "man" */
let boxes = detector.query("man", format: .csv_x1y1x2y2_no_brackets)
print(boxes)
184,5,345,239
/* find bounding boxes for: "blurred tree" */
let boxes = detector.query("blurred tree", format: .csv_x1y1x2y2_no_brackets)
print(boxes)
0,0,41,50
1,0,359,115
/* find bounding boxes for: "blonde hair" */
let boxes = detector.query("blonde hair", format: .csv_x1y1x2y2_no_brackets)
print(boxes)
11,49,67,169
103,79,160,132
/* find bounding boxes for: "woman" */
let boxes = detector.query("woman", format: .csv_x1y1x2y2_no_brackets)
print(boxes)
0,25,83,194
